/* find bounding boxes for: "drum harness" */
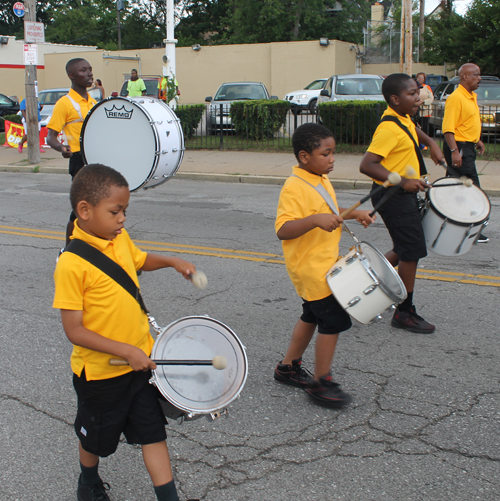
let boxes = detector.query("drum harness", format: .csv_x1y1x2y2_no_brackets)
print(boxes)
64,239,163,333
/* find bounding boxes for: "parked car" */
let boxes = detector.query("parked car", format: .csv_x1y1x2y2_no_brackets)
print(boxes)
284,78,327,114
428,76,500,137
0,93,21,131
318,74,384,105
119,75,161,99
38,87,104,127
205,82,278,134
422,74,448,92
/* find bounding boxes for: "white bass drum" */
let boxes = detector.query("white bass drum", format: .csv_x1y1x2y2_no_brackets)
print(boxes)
81,97,184,191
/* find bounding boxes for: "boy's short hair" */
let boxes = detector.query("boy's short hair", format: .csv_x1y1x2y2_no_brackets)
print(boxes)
65,58,86,75
382,73,413,103
292,123,334,160
70,164,129,212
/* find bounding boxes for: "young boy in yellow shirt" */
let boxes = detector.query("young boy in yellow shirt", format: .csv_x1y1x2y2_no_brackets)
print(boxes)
360,73,445,334
53,164,198,501
274,123,374,408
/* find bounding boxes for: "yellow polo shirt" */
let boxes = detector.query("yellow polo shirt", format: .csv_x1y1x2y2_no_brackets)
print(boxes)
53,221,152,381
47,88,97,153
442,84,481,143
276,166,342,302
367,107,420,184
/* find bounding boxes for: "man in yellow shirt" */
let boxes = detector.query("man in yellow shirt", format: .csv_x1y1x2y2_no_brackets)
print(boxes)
442,63,488,242
125,69,146,97
47,58,97,246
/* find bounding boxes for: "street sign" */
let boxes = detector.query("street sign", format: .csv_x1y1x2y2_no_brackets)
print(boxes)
23,44,38,66
24,21,45,44
13,2,25,17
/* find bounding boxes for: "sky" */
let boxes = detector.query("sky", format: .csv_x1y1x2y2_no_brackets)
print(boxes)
425,0,474,16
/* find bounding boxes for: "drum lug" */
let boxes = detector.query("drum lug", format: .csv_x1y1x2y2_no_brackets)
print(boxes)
432,218,448,248
206,408,229,421
372,315,383,323
327,267,342,278
345,255,358,266
363,284,378,295
346,296,361,308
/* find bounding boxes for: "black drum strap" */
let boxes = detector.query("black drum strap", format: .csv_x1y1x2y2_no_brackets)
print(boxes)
64,239,149,314
381,116,428,176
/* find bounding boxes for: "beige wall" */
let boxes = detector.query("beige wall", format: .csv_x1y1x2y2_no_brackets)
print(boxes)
362,62,453,78
2,37,452,104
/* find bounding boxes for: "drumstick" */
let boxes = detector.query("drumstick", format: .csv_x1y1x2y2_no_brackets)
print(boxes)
109,355,227,370
189,271,208,289
437,159,472,185
430,178,473,188
339,172,401,219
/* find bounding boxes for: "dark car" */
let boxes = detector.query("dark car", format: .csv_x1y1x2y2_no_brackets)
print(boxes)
119,75,161,98
205,81,278,134
0,93,21,131
424,74,448,92
428,76,500,137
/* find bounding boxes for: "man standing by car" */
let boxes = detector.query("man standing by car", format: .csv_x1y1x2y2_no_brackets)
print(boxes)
126,69,146,97
442,63,488,243
47,58,96,246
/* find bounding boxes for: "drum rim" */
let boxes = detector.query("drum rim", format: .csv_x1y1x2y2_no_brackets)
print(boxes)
427,177,491,226
80,96,160,192
358,241,407,302
151,315,248,414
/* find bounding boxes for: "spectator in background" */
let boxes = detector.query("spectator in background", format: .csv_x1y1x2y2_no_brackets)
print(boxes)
126,69,146,97
18,98,45,154
91,78,105,100
416,72,434,136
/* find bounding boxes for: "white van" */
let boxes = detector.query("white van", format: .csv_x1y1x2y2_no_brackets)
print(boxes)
318,74,384,104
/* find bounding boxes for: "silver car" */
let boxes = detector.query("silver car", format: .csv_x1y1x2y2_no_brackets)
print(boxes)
284,78,327,114
205,82,277,134
39,87,104,127
318,74,384,104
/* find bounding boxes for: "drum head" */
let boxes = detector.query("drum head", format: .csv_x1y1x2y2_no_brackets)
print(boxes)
81,97,157,191
151,316,248,414
360,242,407,302
429,178,490,224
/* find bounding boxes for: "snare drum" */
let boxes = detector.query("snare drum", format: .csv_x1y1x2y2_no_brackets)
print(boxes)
326,242,407,325
81,97,184,191
150,316,248,423
421,177,491,256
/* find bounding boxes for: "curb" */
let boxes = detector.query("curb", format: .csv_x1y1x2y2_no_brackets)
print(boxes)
0,164,498,196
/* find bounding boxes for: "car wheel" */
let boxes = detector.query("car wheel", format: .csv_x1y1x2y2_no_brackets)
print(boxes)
309,99,318,114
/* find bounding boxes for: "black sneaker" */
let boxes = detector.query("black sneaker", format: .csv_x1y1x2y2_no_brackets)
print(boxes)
274,358,313,388
391,306,435,334
77,474,111,501
477,234,489,243
304,375,353,408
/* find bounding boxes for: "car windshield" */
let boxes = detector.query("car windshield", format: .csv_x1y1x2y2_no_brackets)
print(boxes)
0,94,13,105
476,84,500,101
304,80,325,90
214,84,267,101
335,78,382,95
38,91,68,105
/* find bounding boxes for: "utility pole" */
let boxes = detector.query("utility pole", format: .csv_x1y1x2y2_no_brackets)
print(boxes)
163,0,177,107
399,0,413,75
419,0,425,61
24,0,40,164
117,0,123,50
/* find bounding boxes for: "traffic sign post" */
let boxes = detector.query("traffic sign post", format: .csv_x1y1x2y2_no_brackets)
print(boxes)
24,21,45,44
13,2,25,17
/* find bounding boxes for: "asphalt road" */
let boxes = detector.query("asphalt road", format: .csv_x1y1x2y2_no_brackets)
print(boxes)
0,172,499,501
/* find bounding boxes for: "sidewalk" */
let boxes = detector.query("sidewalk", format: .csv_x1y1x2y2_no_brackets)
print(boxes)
2,144,500,196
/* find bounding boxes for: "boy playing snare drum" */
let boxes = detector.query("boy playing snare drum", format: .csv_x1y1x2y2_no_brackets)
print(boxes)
53,164,198,501
274,123,374,408
360,73,445,334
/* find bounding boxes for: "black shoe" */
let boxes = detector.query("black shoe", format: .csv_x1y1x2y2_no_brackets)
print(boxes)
77,474,111,501
274,358,313,388
477,234,489,243
391,306,435,334
304,375,353,408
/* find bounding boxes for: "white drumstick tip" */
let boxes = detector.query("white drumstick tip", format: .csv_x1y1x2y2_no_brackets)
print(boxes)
191,271,208,289
464,178,473,187
212,356,227,370
387,172,401,185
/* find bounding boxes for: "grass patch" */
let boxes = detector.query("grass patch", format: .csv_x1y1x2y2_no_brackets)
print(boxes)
0,132,5,144
32,165,40,173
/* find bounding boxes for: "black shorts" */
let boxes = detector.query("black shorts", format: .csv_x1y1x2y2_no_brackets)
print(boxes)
73,369,167,458
300,294,352,334
371,184,427,262
69,151,85,180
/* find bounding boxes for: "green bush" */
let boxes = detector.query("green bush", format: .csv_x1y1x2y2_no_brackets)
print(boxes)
318,100,387,145
175,104,204,139
1,114,22,124
230,100,290,140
